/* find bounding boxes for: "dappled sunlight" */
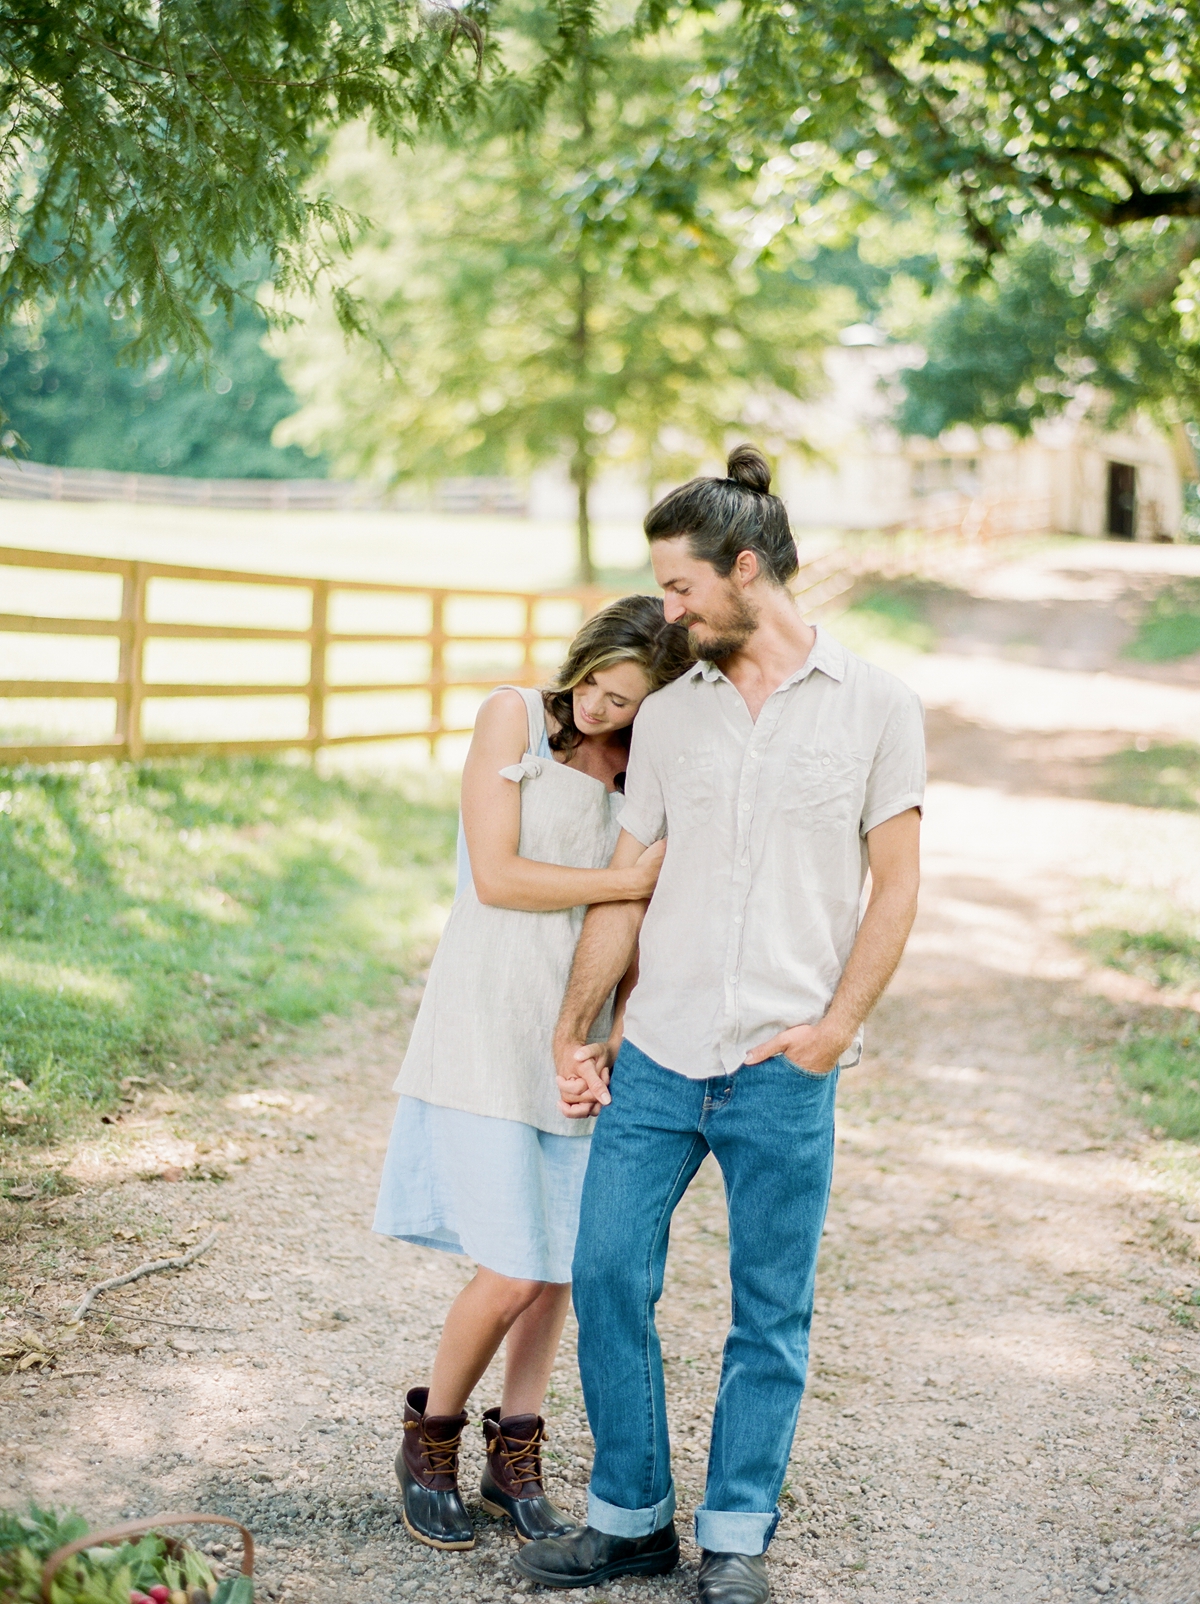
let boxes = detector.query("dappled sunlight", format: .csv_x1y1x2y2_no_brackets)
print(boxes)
0,954,130,1006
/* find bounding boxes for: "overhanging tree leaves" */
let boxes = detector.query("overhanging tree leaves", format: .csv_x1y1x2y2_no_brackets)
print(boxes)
896,229,1200,439
709,0,1200,258
0,0,502,363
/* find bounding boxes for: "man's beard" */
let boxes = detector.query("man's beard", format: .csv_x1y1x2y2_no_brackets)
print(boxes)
683,587,759,663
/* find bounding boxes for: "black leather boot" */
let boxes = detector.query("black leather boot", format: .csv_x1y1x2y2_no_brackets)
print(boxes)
514,1521,679,1587
479,1408,577,1543
394,1386,475,1550
697,1550,770,1604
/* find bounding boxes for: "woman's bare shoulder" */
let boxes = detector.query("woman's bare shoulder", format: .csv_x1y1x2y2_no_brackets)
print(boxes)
468,689,534,765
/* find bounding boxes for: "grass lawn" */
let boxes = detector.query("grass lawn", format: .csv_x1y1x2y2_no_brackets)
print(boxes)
0,758,457,1151
1124,579,1200,662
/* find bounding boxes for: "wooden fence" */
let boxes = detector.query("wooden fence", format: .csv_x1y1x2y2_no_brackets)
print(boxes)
0,543,852,765
0,457,526,515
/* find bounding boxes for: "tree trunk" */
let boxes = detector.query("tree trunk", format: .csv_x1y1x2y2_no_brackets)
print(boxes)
572,448,595,586
571,254,595,585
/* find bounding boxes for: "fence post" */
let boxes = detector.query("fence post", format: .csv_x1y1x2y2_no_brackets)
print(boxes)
115,562,147,762
429,592,445,760
522,596,537,685
307,581,329,753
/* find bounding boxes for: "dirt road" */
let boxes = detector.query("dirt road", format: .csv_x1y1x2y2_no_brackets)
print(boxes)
2,541,1199,1604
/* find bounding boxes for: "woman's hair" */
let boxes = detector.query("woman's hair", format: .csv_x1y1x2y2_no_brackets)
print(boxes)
544,594,692,755
643,443,799,586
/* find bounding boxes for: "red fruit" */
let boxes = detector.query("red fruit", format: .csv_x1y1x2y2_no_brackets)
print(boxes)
149,1589,171,1604
130,1592,152,1604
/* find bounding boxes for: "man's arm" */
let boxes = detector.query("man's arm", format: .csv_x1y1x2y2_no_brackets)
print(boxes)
554,828,650,1115
744,806,921,1074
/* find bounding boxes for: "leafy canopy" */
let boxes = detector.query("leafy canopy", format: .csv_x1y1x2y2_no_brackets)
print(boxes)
0,289,326,476
0,0,494,363
711,0,1200,258
896,227,1200,438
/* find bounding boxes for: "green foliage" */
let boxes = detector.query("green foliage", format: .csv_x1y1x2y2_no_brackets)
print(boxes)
1124,583,1200,663
277,7,843,577
0,291,326,477
0,759,456,1128
1088,928,1200,1139
1116,1015,1200,1143
0,1512,219,1604
717,0,1200,254
1097,742,1200,811
896,233,1200,438
1,0,493,364
830,588,936,656
1089,929,1200,994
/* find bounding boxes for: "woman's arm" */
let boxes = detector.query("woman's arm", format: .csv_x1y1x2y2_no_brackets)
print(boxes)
461,690,664,912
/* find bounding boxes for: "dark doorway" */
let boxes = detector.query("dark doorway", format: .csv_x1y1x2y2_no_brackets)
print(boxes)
1107,462,1137,538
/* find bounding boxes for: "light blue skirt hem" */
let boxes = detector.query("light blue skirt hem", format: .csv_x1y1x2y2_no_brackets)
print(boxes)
373,1095,591,1284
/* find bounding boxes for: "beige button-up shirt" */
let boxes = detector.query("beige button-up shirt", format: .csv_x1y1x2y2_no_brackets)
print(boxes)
617,627,925,1080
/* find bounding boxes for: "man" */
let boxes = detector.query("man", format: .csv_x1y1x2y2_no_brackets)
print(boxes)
515,445,924,1604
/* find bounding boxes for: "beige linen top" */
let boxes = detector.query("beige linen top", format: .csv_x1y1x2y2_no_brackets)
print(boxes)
395,686,622,1136
617,627,925,1080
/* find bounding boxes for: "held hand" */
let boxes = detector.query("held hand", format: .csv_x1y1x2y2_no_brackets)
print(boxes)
743,1021,848,1076
626,836,667,899
556,1041,611,1117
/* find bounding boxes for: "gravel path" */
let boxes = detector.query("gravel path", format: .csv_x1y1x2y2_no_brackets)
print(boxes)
4,553,1200,1604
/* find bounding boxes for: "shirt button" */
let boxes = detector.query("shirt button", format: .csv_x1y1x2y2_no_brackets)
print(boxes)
740,802,750,811
728,975,737,984
822,755,831,765
733,915,743,925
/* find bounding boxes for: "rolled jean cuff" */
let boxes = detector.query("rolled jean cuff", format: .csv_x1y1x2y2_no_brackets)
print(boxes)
694,1508,779,1556
587,1483,676,1538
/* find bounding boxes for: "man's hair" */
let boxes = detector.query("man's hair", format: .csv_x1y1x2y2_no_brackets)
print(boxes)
643,444,799,587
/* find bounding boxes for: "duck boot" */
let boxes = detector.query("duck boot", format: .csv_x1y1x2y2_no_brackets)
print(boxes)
479,1408,578,1543
395,1386,475,1550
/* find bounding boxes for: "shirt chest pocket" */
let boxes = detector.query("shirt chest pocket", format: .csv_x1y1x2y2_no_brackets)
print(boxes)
783,746,868,829
666,746,716,832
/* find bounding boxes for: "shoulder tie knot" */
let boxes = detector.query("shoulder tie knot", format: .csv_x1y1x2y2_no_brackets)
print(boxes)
498,756,544,783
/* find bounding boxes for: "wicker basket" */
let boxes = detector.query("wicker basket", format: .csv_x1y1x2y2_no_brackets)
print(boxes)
40,1512,254,1604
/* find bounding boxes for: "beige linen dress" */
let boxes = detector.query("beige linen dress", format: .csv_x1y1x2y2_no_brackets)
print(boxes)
373,686,623,1280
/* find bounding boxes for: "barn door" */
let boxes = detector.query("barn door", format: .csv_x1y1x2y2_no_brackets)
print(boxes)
1107,462,1137,539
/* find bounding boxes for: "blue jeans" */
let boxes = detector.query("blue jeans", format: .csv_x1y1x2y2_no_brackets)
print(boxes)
572,1039,838,1557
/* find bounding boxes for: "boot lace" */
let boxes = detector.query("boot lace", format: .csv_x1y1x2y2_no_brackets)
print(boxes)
497,1426,545,1490
406,1420,461,1477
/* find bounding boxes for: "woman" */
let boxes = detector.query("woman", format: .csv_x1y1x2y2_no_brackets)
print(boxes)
374,595,691,1553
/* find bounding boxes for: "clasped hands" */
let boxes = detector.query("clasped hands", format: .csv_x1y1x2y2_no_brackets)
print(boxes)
555,1019,850,1119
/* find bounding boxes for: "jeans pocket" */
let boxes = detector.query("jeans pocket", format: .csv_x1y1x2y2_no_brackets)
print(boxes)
773,1052,837,1082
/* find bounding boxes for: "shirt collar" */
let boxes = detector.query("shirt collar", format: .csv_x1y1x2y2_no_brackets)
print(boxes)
692,624,846,687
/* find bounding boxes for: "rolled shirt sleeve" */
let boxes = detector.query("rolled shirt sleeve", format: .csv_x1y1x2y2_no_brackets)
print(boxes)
616,711,667,846
860,687,926,836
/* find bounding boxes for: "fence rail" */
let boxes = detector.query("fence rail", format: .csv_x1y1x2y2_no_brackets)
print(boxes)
0,494,1047,766
0,456,526,515
0,543,846,764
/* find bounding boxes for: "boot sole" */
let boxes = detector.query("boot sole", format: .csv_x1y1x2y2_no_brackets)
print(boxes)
479,1495,531,1543
514,1540,680,1588
401,1508,476,1552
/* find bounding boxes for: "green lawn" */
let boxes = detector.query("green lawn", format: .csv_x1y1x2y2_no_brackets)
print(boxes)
1124,580,1200,663
0,759,457,1142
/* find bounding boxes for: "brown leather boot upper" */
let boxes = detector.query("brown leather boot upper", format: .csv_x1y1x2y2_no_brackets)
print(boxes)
402,1386,468,1491
482,1407,550,1500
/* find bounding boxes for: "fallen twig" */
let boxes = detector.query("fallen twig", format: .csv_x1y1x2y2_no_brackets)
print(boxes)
71,1229,221,1322
94,1307,235,1333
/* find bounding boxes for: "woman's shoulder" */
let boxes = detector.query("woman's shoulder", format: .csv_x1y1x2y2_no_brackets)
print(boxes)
476,686,537,732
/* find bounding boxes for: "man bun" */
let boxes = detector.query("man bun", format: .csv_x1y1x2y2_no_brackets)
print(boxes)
644,440,798,586
726,443,771,494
